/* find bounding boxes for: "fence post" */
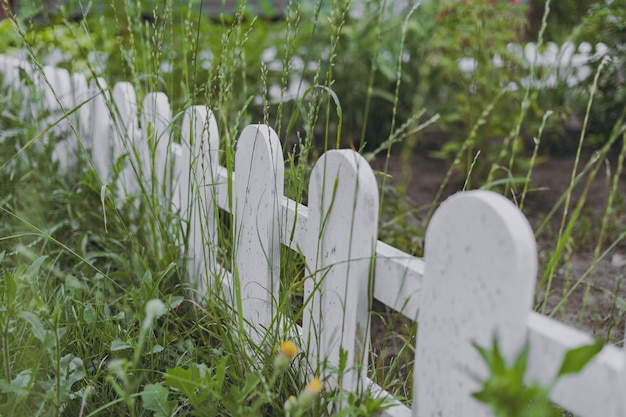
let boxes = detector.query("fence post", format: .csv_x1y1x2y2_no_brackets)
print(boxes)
111,82,140,203
141,92,172,197
234,124,283,342
413,190,537,417
303,149,379,395
41,66,76,172
70,72,91,151
89,77,111,183
175,106,219,299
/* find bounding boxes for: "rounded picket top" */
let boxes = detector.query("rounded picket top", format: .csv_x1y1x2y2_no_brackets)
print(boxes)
44,66,75,171
42,65,72,112
181,105,219,151
179,106,219,204
112,82,138,137
304,149,379,393
234,124,284,340
234,124,283,186
41,66,73,143
89,77,111,182
177,105,220,213
142,92,171,142
414,190,537,417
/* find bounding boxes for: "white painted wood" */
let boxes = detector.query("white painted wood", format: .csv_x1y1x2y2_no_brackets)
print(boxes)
281,196,307,251
111,82,140,203
373,241,422,321
526,312,626,417
141,92,172,197
176,106,220,299
216,164,425,321
70,72,91,149
89,77,111,183
414,190,537,417
0,55,21,89
42,65,73,117
234,124,284,341
43,66,76,171
0,55,34,108
304,149,379,393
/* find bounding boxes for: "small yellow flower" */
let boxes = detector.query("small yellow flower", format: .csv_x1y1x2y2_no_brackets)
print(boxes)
304,376,321,396
297,376,322,409
274,340,298,371
280,341,298,360
283,395,298,413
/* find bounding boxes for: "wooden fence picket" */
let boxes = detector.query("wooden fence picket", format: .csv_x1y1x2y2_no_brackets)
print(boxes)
303,149,379,394
89,77,111,183
0,54,20,89
175,105,220,298
70,72,91,150
234,124,284,341
42,66,72,117
414,190,537,417
111,82,140,203
141,92,172,197
42,65,77,171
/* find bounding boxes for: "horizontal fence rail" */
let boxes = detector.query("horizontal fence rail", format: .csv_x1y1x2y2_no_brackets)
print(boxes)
1,54,625,417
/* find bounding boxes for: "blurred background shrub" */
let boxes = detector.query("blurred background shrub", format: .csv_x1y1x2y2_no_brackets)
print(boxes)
1,0,623,169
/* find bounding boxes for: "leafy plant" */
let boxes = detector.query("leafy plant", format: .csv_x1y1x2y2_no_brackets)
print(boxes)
472,335,604,417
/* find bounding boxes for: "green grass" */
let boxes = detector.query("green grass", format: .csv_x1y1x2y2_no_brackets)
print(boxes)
0,1,625,416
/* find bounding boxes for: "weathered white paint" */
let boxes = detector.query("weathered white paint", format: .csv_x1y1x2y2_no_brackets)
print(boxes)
70,72,91,150
42,65,73,134
4,56,626,416
111,82,140,204
374,241,423,321
36,65,76,172
0,55,35,108
526,312,626,417
174,106,220,298
89,77,111,183
234,124,284,341
0,54,21,89
304,150,379,393
414,191,537,417
141,92,172,196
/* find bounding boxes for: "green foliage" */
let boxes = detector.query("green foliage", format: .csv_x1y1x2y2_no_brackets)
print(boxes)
140,383,177,417
472,342,556,417
473,336,604,417
528,0,602,43
575,1,626,139
163,361,226,415
416,0,528,169
556,340,604,378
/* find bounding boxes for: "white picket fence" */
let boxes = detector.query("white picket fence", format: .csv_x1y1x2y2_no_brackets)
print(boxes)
2,55,626,417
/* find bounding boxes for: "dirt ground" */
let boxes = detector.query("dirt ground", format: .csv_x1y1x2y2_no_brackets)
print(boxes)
369,148,626,353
